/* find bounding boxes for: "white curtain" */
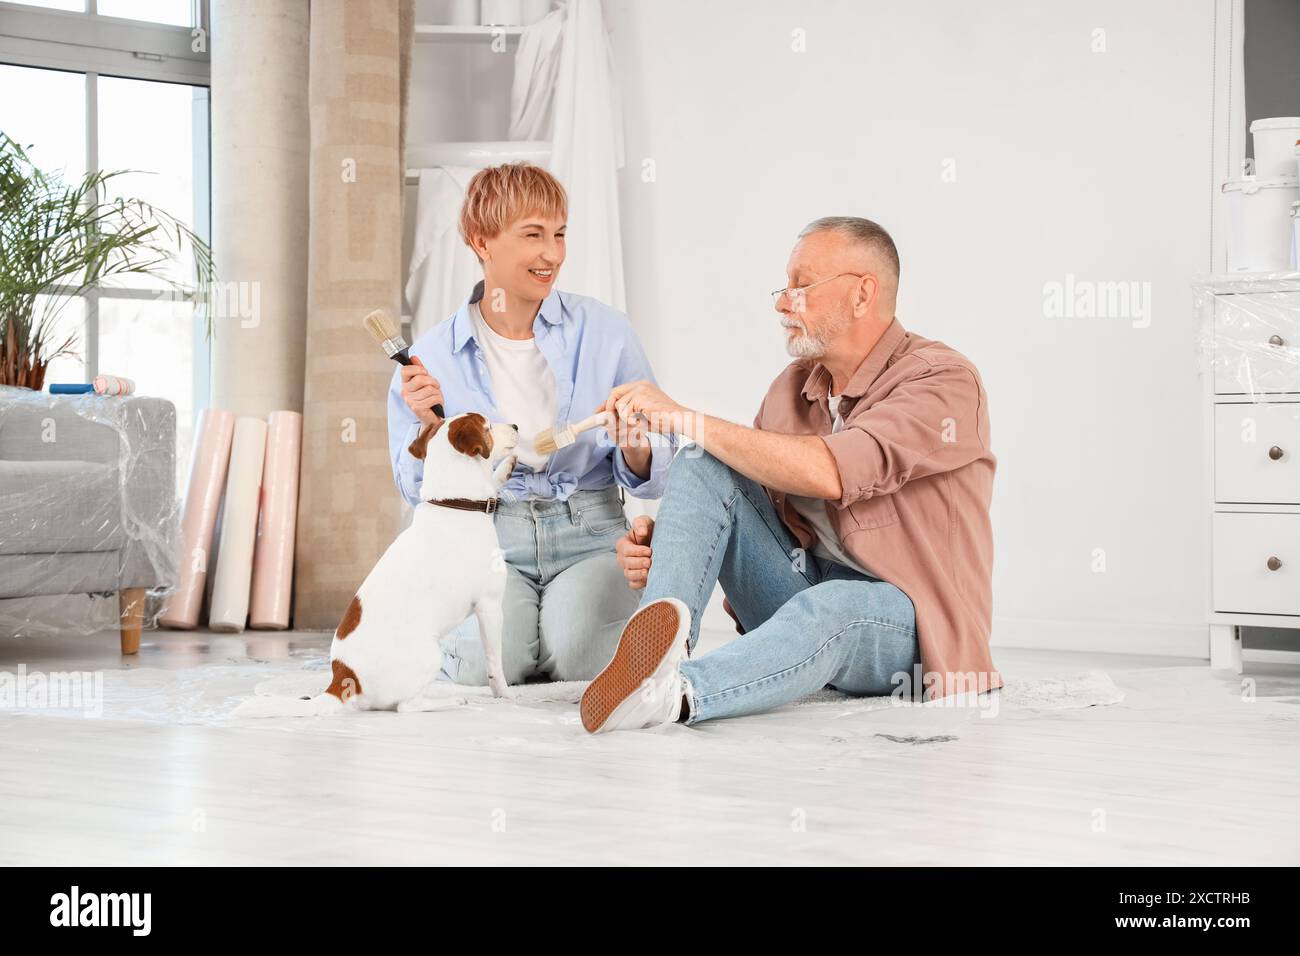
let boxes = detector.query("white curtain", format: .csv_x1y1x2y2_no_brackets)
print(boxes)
510,0,626,310
405,166,483,340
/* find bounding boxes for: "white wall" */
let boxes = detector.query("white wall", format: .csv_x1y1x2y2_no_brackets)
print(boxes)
608,0,1220,654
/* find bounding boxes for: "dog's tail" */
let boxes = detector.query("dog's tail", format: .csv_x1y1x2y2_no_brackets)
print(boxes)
230,691,346,719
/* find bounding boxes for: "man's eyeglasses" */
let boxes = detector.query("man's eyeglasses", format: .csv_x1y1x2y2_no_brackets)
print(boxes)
770,272,867,310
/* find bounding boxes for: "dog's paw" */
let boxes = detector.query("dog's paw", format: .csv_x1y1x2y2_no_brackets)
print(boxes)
489,683,518,701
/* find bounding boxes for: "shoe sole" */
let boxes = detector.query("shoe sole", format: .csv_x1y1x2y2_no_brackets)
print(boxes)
581,600,682,733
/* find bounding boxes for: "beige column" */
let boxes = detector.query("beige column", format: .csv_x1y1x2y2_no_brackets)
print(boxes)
294,0,413,628
209,0,310,417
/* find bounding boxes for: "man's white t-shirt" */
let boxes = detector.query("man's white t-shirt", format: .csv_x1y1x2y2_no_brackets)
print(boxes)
787,394,875,577
471,303,557,471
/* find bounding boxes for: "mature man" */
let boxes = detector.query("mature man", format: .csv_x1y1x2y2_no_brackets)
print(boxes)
581,217,1001,734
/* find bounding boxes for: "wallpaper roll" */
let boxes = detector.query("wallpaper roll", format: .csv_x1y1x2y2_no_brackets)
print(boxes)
208,416,269,632
159,409,236,629
203,494,224,619
249,410,302,629
93,374,135,396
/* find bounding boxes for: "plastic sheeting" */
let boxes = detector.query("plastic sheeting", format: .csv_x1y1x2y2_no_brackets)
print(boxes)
1195,272,1300,399
0,385,179,637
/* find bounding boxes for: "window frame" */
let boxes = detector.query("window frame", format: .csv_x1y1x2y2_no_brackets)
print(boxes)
0,0,210,424
0,0,212,420
0,1,210,85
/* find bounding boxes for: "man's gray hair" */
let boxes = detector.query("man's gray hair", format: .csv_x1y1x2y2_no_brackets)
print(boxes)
799,216,900,281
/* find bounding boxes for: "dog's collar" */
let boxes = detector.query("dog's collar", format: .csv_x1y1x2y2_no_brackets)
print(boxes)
424,496,500,515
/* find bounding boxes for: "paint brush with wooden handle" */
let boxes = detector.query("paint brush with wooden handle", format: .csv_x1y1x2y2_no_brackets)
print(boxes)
533,412,611,456
363,308,444,419
534,409,650,456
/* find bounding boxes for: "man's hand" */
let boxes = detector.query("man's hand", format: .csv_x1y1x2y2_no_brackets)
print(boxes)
615,515,654,590
599,383,841,500
602,379,691,436
400,356,444,426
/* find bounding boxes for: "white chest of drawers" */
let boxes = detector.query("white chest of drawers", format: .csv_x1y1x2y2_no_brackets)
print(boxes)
1201,276,1300,671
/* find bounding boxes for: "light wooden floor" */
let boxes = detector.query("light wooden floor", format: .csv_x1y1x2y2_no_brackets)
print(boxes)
1,627,1297,866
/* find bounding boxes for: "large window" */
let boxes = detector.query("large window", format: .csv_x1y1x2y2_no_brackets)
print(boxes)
0,1,210,483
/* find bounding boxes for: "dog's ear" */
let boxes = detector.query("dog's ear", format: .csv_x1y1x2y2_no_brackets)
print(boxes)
406,419,441,460
448,412,493,460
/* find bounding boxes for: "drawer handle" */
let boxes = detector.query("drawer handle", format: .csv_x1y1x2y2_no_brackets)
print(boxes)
1267,556,1282,571
1269,446,1285,461
1267,334,1285,347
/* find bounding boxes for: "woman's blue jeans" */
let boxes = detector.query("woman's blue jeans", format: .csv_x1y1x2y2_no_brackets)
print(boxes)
439,486,638,684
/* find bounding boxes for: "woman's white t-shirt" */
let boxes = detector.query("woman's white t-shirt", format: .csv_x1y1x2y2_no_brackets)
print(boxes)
471,302,558,471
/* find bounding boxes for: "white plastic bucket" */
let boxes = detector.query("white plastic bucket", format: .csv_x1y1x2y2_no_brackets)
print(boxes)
1220,176,1300,272
1250,117,1300,177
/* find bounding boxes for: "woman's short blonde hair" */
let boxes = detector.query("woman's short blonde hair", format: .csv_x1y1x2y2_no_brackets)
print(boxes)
458,163,568,256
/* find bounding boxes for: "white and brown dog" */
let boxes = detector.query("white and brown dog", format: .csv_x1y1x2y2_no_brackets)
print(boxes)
233,412,519,717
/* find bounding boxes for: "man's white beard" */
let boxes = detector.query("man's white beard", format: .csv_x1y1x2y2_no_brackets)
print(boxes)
782,313,848,359
785,328,829,358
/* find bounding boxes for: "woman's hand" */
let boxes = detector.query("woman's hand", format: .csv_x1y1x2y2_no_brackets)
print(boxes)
400,356,444,426
594,402,652,479
594,401,650,447
615,515,654,590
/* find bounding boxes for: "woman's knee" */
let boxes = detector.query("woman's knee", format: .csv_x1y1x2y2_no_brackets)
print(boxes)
537,554,638,680
440,597,540,686
441,627,538,686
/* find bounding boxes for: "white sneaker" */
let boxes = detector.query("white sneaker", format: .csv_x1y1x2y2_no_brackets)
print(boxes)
581,598,691,734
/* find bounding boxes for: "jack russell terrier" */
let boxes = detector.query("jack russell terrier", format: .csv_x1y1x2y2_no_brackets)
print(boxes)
233,412,519,717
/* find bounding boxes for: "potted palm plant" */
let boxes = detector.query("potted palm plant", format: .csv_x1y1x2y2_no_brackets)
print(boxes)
0,131,214,390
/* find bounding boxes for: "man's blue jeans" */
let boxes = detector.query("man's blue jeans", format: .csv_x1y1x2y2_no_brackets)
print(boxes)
639,450,921,724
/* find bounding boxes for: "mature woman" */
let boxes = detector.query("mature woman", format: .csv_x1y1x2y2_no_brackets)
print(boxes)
386,163,672,684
